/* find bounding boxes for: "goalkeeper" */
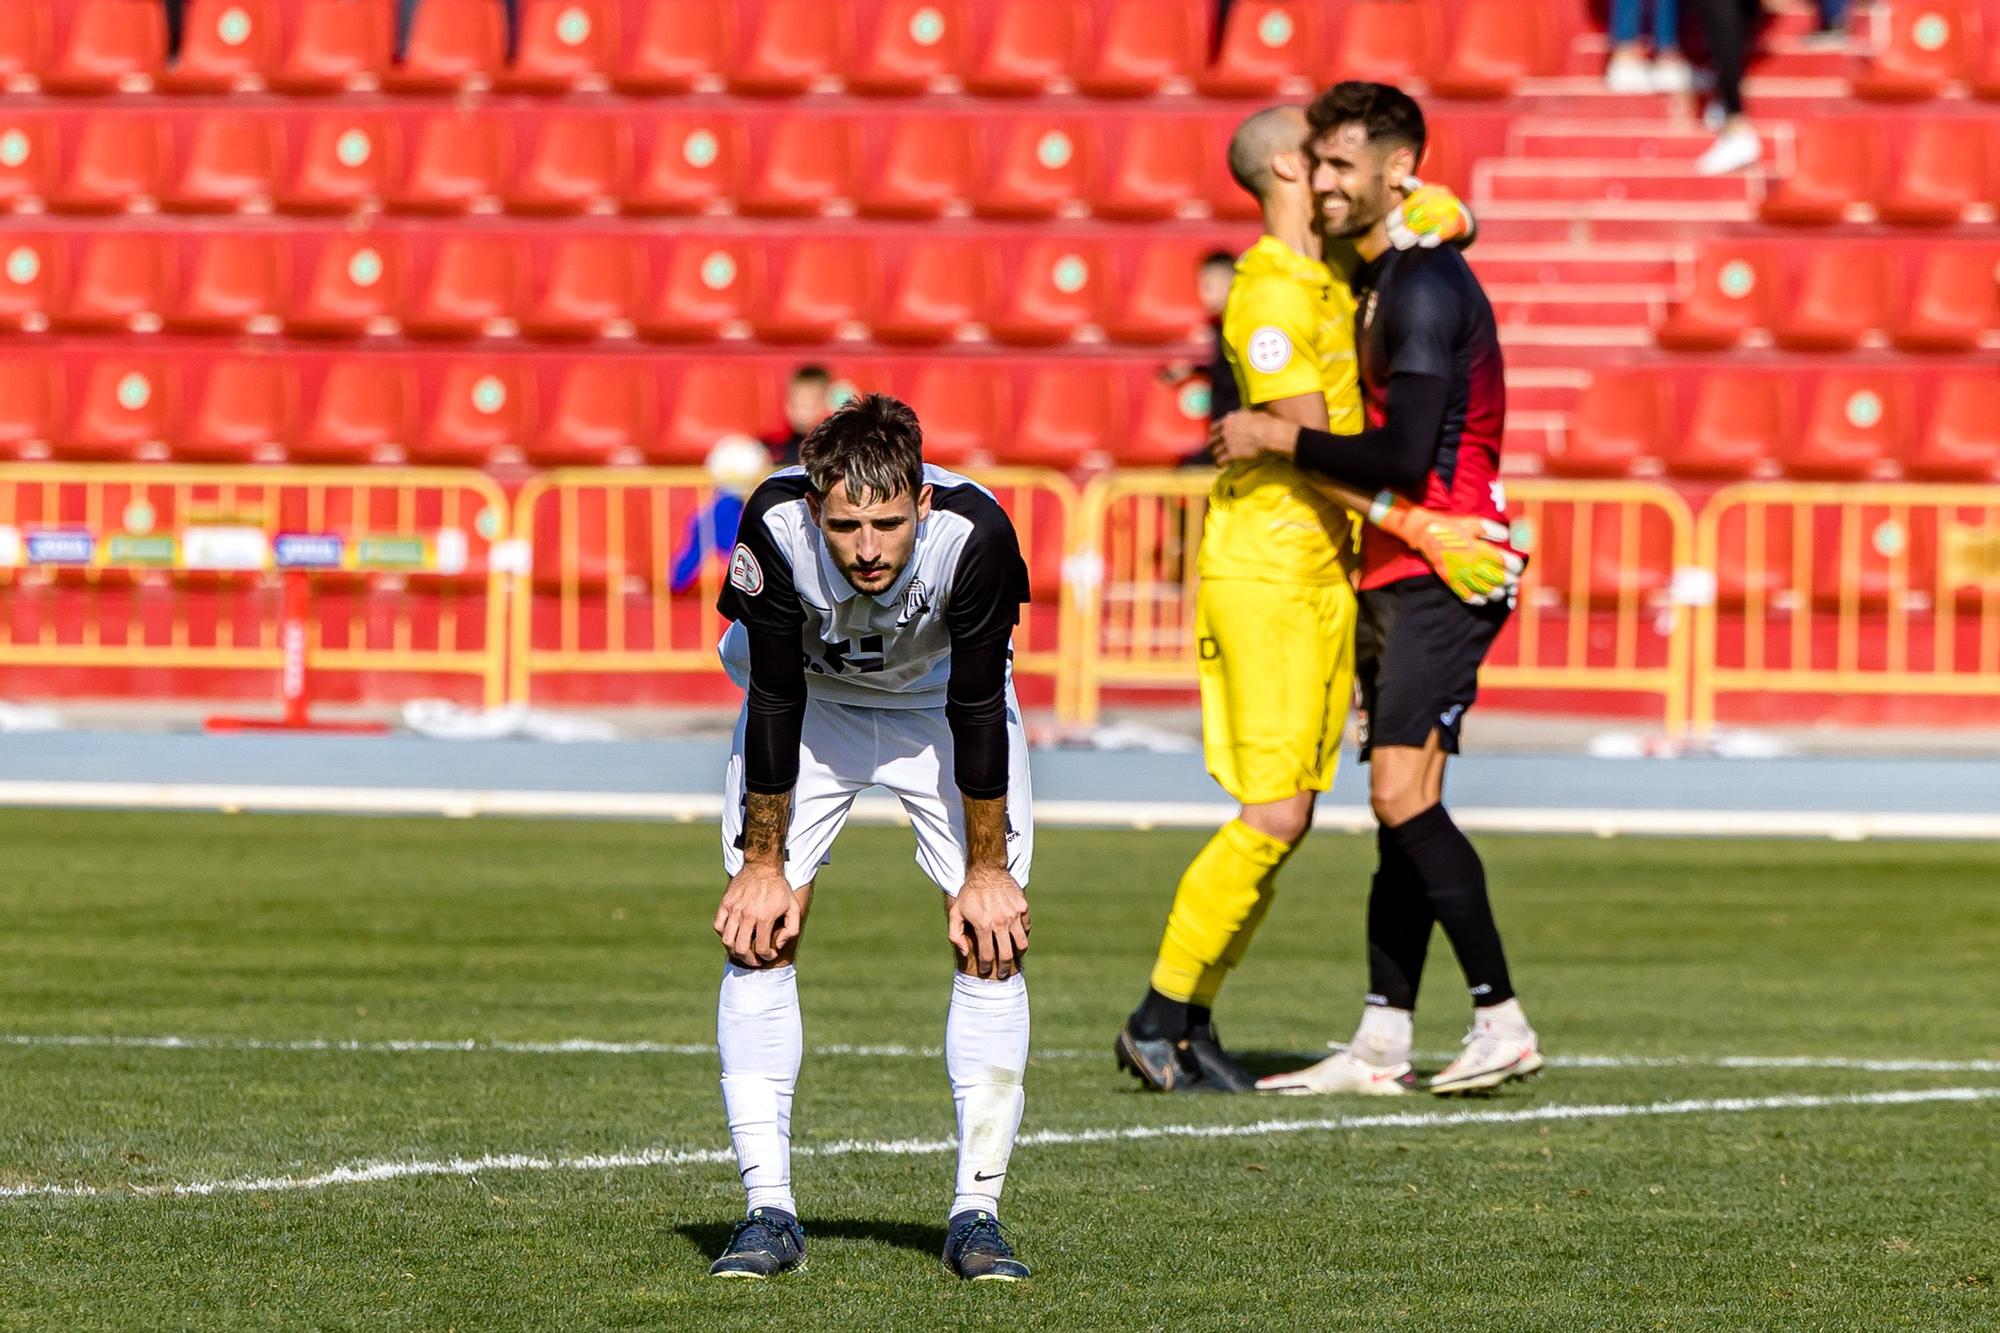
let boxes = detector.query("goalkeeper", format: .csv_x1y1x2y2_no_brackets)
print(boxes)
1116,101,1513,1095
1210,82,1541,1098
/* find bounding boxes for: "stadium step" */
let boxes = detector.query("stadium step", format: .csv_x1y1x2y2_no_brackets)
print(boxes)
1477,160,1762,207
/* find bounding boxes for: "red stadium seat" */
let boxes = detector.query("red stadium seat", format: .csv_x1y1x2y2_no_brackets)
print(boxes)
989,242,1105,345
1852,0,1982,101
286,233,405,337
528,362,657,467
857,117,975,218
51,233,171,334
729,0,849,94
0,7,50,91
1093,120,1208,221
1009,367,1120,469
974,117,1094,219
1078,0,1201,97
627,117,742,216
53,116,166,214
271,0,392,93
384,0,505,92
168,233,283,334
389,112,509,215
739,119,858,217
278,114,398,214
1549,372,1667,478
1197,0,1322,97
295,360,410,463
1773,246,1895,352
59,359,174,461
873,239,994,344
402,235,522,339
1667,373,1785,479
753,238,879,343
616,0,732,93
0,233,60,332
636,237,766,341
510,113,631,215
46,0,165,93
1658,244,1779,350
964,0,1080,95
1331,0,1444,84
656,364,776,465
177,360,293,463
850,0,968,95
1890,243,2000,352
1124,374,1210,465
1977,32,2000,99
1104,241,1209,344
1910,374,2000,480
1876,119,1997,225
163,115,279,213
520,237,642,340
1786,372,1910,480
0,358,56,458
499,0,618,93
1432,0,1555,98
1761,119,1884,225
161,0,277,92
411,363,532,465
0,116,54,211
902,364,1007,467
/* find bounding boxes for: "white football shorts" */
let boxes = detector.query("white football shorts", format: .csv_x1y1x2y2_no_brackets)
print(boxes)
721,686,1034,894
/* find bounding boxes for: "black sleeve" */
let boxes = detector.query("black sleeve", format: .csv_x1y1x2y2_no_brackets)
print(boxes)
942,497,1030,801
716,479,809,795
1292,261,1459,495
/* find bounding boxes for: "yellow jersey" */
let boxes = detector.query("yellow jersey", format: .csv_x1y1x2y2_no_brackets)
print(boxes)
1200,235,1364,585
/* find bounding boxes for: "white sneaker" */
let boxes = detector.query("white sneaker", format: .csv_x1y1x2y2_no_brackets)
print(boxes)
1429,1023,1545,1096
1604,50,1651,94
1648,53,1694,94
1256,1044,1415,1096
1696,126,1762,177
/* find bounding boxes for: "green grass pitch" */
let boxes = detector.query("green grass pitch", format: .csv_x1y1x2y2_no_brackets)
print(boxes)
0,809,1995,1330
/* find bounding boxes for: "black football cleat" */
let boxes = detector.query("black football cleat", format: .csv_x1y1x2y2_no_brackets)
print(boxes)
708,1207,807,1279
1116,1019,1206,1092
1182,1023,1257,1093
942,1210,1030,1282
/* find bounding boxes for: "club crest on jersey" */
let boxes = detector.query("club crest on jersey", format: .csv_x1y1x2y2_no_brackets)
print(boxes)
1246,325,1293,374
728,543,764,595
897,578,932,627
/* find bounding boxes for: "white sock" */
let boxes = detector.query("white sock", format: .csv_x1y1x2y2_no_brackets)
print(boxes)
1352,1005,1414,1067
945,971,1029,1222
1475,996,1532,1036
717,963,802,1217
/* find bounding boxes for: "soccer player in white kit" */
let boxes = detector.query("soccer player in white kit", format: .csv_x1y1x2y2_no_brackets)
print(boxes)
706,393,1036,1282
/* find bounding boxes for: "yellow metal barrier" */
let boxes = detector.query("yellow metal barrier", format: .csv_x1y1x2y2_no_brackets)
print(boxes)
510,468,1080,708
0,464,511,706
1693,483,2000,733
1070,474,1695,733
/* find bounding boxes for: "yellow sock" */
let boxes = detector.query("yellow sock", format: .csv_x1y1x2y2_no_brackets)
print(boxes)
1149,820,1294,1006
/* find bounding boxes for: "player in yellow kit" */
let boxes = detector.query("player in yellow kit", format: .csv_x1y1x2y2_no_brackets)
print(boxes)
1117,104,1494,1092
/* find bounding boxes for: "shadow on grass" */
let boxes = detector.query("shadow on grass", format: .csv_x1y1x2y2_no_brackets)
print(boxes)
672,1218,944,1265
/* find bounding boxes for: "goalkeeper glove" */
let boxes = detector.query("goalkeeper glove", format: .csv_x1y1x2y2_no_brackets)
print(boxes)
1366,491,1526,608
1387,182,1472,251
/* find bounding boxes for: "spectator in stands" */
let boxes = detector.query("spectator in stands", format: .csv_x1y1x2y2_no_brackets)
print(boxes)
1159,251,1242,465
1804,0,1850,47
395,0,519,61
1692,0,1760,176
669,435,773,594
762,365,837,466
1604,0,1693,93
163,0,186,61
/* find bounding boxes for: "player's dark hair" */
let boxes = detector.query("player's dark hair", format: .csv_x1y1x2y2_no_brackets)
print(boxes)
799,393,925,506
789,363,832,388
1200,250,1236,271
1305,81,1427,164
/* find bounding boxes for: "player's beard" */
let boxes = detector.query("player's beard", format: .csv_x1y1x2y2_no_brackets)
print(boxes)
1320,177,1392,241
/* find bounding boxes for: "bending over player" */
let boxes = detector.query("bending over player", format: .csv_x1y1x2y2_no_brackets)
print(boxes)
707,394,1036,1279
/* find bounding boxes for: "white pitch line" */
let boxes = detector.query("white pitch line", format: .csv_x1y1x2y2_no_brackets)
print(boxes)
4,1032,1997,1075
2,1086,1995,1203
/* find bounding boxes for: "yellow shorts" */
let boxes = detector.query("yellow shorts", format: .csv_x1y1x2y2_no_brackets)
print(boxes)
1196,578,1357,806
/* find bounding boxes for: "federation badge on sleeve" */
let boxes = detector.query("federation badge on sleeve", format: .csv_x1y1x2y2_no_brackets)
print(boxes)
728,543,764,595
1246,325,1293,374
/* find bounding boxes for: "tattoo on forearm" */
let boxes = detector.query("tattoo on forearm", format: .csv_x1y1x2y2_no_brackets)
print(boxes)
743,791,791,866
963,796,1008,870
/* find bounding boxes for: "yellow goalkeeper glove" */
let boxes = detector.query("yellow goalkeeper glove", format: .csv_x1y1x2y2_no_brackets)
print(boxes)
1387,182,1472,251
1366,492,1526,608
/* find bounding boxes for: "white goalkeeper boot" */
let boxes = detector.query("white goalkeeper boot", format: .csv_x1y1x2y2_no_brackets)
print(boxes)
1429,1000,1544,1096
1257,1009,1415,1096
